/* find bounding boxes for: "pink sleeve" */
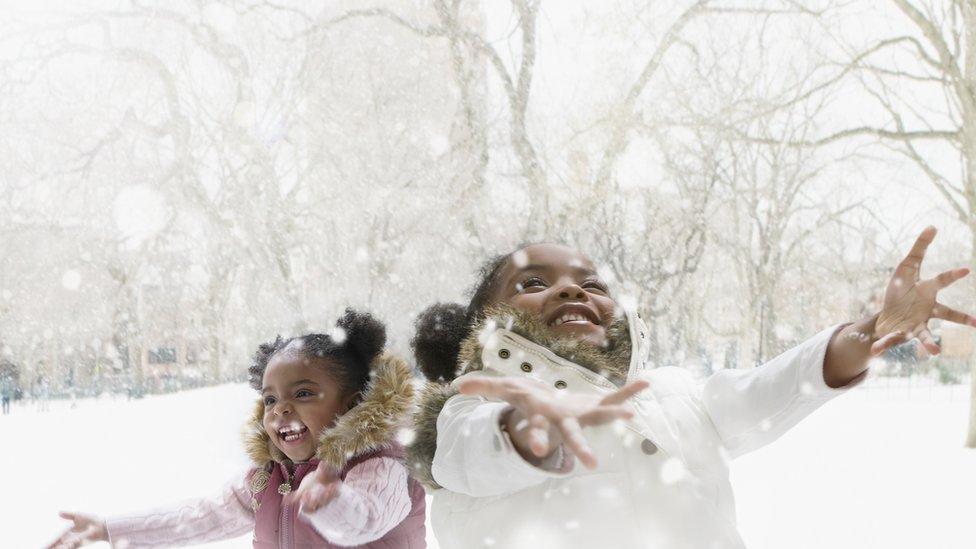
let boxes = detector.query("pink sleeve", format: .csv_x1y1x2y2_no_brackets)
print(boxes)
105,471,255,548
300,457,412,547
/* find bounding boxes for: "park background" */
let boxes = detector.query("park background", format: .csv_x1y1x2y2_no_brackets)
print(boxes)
0,1,974,547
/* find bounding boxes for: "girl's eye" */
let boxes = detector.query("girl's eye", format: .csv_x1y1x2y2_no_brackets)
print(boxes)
519,277,546,290
263,395,276,406
295,389,314,398
584,279,608,292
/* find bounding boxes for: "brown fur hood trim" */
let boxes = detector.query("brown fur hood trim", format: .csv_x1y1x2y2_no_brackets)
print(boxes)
407,304,633,490
456,303,632,384
243,351,415,471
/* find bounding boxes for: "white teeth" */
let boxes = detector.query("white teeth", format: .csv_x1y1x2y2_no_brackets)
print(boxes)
553,313,591,326
278,425,308,440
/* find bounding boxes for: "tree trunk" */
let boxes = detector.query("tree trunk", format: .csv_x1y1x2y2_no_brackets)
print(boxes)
965,233,976,448
966,346,976,447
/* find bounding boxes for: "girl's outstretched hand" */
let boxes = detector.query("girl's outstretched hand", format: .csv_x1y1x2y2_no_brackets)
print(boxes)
296,460,341,513
47,511,107,549
872,226,976,356
458,376,649,470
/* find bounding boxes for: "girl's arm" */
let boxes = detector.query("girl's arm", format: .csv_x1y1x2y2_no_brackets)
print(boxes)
703,226,974,459
102,472,255,548
429,392,574,497
700,322,862,459
429,378,645,497
298,457,413,546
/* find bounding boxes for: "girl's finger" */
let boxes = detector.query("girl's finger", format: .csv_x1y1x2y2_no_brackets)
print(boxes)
56,532,79,549
458,378,531,407
898,226,936,276
45,532,69,549
528,414,551,457
579,405,634,426
870,331,908,356
558,417,597,469
302,488,318,512
929,267,970,290
457,377,508,398
915,326,940,355
932,303,976,327
600,380,649,405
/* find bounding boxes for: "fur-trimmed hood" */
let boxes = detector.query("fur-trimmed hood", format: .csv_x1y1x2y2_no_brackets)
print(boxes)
243,351,415,471
407,303,647,489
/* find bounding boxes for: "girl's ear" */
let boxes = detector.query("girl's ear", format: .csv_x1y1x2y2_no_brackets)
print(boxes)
342,390,362,412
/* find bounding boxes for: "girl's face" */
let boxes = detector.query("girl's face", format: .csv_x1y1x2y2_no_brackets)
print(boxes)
261,352,354,462
490,243,616,347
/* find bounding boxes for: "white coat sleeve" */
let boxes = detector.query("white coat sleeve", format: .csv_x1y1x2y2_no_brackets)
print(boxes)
430,393,574,497
701,324,866,459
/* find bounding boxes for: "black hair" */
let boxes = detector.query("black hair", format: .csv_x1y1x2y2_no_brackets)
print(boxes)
248,308,386,396
411,248,526,381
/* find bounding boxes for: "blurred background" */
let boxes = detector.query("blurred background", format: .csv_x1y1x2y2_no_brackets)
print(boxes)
0,1,974,547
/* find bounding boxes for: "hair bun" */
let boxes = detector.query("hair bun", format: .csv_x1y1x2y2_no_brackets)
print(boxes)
336,308,386,366
411,302,469,382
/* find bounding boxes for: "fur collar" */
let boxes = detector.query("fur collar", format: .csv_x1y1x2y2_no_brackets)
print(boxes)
243,352,415,471
407,304,634,489
457,303,633,384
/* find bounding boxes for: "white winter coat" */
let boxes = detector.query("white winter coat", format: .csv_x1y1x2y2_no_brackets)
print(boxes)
428,311,861,549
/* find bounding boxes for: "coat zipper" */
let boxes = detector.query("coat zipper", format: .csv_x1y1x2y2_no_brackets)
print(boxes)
280,496,293,549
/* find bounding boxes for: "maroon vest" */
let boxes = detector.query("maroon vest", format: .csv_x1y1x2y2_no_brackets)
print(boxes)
249,445,426,548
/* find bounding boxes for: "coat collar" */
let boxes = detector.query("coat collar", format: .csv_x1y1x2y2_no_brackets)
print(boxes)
406,303,652,490
243,352,414,471
453,303,648,385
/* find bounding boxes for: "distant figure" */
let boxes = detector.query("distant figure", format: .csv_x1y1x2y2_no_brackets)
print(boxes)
37,377,50,412
0,376,12,415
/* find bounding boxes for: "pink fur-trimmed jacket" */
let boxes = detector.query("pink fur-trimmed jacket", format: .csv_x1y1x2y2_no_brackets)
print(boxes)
106,353,426,548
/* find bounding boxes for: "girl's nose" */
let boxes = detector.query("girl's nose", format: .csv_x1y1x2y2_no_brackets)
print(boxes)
556,283,586,300
274,401,293,415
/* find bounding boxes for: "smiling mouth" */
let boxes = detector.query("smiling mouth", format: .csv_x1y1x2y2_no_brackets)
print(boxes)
277,425,309,443
551,313,597,326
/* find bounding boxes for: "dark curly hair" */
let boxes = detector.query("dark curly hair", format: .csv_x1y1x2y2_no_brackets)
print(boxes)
412,244,550,382
248,308,386,396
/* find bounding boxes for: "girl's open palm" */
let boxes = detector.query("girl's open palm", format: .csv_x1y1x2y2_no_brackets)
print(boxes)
458,376,649,469
873,226,976,355
47,511,107,549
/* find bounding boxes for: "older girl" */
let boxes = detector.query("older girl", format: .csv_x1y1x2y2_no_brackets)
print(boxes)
404,227,971,549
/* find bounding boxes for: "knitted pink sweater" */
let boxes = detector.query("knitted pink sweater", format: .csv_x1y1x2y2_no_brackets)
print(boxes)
105,455,425,548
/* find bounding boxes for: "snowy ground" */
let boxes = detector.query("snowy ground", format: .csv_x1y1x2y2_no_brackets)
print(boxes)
3,380,974,548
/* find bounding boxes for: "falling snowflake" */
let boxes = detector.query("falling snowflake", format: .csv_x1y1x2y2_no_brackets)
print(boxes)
429,135,449,156
660,457,687,485
61,270,81,291
397,428,416,445
511,249,529,269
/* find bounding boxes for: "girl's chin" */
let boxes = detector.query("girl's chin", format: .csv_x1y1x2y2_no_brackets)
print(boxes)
280,447,315,462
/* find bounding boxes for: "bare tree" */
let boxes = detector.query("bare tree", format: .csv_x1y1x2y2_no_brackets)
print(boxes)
757,0,976,446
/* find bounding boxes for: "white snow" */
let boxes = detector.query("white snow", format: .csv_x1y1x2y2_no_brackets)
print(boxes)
2,381,974,548
61,270,81,291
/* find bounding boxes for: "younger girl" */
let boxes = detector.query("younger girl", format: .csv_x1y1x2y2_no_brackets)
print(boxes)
51,309,426,548
406,229,972,549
